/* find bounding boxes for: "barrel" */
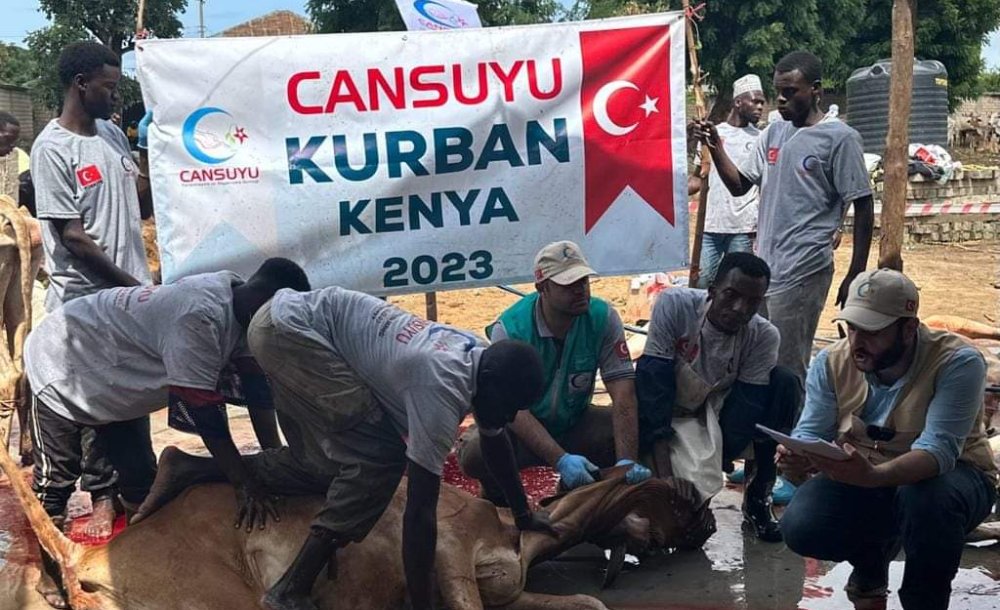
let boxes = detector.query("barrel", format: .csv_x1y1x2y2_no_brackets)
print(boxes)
846,59,949,154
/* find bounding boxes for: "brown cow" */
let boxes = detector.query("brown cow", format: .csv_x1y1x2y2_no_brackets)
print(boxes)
11,465,713,610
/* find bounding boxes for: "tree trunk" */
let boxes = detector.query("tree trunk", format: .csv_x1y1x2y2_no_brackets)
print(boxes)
879,0,916,272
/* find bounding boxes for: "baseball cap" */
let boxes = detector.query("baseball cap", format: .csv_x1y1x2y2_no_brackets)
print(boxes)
833,269,919,332
533,241,596,285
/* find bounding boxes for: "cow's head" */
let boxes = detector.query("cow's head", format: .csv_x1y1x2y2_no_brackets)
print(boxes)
537,466,716,555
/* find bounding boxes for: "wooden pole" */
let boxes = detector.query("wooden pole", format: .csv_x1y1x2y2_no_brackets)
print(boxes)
425,292,438,321
136,0,147,35
683,0,711,286
878,0,916,272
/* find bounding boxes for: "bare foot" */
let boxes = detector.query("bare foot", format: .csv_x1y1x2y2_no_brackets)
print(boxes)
82,496,117,539
131,446,214,524
261,590,319,610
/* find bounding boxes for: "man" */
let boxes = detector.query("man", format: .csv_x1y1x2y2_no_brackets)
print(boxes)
779,269,998,610
26,258,309,608
32,41,153,312
693,50,875,389
458,241,651,495
29,42,156,545
636,252,798,542
132,287,555,610
0,111,20,203
691,75,765,288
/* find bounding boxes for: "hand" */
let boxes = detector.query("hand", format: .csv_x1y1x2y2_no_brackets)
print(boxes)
836,270,860,308
615,459,652,485
806,443,881,487
233,481,280,532
555,453,599,489
690,119,720,149
514,510,560,536
775,444,815,485
137,110,153,149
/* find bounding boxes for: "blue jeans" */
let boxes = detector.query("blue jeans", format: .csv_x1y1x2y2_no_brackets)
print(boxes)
780,465,997,610
696,232,754,288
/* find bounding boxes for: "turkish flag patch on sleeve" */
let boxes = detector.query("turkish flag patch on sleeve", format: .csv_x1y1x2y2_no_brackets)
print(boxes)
76,165,103,187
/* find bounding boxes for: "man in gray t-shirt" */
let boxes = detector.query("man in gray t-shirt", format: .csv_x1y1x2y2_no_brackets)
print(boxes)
31,43,152,313
134,287,556,610
693,50,875,388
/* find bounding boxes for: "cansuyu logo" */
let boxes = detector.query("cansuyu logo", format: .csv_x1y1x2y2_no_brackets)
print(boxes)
413,0,468,28
182,107,249,165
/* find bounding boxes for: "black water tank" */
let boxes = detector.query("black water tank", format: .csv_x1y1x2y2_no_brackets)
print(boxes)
846,59,949,154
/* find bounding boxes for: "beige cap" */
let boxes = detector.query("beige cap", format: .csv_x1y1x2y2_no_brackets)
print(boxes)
533,241,596,285
833,269,919,331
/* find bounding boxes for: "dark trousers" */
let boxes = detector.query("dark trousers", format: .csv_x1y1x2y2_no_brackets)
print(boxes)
780,465,997,610
30,396,157,517
718,366,800,466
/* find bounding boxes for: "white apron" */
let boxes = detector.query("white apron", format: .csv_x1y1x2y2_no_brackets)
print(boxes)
668,313,743,501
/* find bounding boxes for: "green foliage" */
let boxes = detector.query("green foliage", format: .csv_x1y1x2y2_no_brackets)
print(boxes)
37,0,187,56
24,21,92,109
980,69,1000,93
839,0,1000,109
307,0,559,33
577,0,1000,111
0,44,39,88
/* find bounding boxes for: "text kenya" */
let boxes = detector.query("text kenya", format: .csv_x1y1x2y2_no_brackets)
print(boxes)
287,59,563,115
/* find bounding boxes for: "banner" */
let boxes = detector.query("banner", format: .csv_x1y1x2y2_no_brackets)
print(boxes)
136,14,689,295
395,0,482,30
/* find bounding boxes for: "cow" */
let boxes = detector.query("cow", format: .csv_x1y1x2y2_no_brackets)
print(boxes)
5,460,714,610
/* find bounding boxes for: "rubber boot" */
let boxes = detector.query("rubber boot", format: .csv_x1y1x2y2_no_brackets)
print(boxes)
742,441,782,543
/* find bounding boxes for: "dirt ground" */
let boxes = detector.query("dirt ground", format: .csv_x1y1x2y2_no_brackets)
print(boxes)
389,237,1000,337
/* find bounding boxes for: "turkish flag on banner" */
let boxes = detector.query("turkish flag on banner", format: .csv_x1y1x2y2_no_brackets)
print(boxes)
580,26,674,233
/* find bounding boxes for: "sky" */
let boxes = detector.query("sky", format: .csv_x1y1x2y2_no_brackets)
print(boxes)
4,1,1000,70
1,1,310,45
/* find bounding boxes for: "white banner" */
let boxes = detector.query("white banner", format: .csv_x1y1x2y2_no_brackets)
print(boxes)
136,14,689,295
395,0,482,30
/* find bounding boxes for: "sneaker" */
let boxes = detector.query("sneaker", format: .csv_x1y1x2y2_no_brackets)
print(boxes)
771,476,797,505
726,467,745,484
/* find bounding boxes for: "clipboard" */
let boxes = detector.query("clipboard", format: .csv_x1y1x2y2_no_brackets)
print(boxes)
755,424,850,461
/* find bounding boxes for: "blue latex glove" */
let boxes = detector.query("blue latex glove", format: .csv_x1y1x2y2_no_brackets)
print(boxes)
137,110,153,149
616,459,653,485
556,453,599,490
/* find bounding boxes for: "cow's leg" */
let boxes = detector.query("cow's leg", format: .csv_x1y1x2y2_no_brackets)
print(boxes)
490,592,610,610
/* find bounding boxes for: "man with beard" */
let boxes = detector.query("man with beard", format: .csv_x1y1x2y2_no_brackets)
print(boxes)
779,269,998,610
690,74,766,288
692,51,875,394
458,241,651,495
635,252,798,542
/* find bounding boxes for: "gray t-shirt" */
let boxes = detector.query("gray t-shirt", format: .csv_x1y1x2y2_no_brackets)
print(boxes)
643,288,778,386
703,122,760,234
268,287,486,475
25,271,246,425
738,118,871,295
31,119,151,311
489,298,635,384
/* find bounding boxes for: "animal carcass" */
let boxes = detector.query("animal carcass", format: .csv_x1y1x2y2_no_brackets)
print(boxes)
18,470,713,609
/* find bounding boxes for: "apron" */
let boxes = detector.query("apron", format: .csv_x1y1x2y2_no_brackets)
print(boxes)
668,312,743,501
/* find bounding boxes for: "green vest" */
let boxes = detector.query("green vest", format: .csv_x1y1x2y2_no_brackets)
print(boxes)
487,293,608,437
